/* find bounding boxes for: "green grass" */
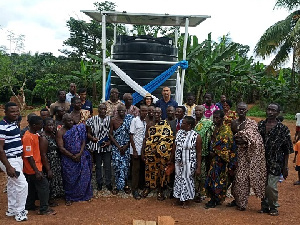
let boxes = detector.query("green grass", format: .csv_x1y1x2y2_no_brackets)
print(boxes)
247,105,295,120
247,105,266,118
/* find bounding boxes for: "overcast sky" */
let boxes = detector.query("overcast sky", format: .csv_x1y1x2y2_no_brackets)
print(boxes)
0,0,291,65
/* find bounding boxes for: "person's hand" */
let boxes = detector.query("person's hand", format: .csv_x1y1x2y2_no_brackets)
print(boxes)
123,144,129,151
196,167,201,175
47,170,53,179
92,137,98,143
234,136,246,145
74,153,81,162
282,167,289,180
35,171,43,180
6,166,16,178
120,147,126,156
118,145,123,151
102,140,110,147
133,150,138,159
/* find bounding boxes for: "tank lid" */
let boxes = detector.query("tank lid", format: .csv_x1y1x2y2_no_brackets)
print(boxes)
81,10,210,27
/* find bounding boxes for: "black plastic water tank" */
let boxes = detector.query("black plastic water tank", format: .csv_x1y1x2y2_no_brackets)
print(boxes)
110,35,178,101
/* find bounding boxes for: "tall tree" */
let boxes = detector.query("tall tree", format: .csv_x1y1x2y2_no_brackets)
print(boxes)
60,1,124,59
255,0,300,85
0,52,33,110
61,1,126,101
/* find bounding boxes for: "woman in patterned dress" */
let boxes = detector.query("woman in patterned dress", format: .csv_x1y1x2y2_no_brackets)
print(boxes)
171,116,202,208
40,118,64,206
205,110,235,208
223,100,238,126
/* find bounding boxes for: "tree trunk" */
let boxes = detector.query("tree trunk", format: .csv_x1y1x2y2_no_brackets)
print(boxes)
291,46,296,86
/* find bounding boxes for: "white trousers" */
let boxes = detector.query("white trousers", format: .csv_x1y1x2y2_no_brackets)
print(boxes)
0,157,28,213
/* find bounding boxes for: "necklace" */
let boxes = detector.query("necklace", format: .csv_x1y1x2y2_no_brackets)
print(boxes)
237,119,247,130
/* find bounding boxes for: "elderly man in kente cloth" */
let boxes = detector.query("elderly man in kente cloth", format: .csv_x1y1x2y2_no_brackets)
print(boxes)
56,114,93,206
194,105,214,202
230,102,266,211
109,104,133,194
141,107,174,201
205,110,235,208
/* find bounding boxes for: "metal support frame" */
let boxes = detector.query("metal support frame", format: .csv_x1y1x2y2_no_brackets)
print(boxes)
174,27,181,103
179,18,189,105
102,14,106,103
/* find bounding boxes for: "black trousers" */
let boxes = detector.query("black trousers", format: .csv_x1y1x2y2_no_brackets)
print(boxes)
131,156,141,192
25,173,49,213
94,152,112,187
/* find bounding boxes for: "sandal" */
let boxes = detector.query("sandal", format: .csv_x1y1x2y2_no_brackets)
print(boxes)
157,192,165,201
65,201,72,206
133,191,141,200
182,201,188,209
258,208,270,214
294,181,300,185
173,199,183,206
269,209,279,216
141,188,151,198
237,206,246,211
226,200,237,207
205,200,216,209
194,194,202,203
111,189,119,195
124,186,131,194
38,208,57,215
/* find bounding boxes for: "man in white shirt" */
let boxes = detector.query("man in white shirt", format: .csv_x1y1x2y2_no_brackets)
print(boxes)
130,105,148,199
66,83,78,103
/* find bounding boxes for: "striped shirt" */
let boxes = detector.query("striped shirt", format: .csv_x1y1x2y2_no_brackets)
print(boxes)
0,117,23,157
86,115,111,153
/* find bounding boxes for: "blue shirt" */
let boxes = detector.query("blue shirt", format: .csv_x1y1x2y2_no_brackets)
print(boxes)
216,102,223,110
70,100,93,115
155,98,178,120
0,117,23,157
82,100,93,115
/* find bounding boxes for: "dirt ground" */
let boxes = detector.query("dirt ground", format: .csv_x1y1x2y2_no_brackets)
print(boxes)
0,110,300,225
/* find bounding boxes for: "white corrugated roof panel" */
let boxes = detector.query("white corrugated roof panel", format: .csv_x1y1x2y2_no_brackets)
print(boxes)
81,10,210,27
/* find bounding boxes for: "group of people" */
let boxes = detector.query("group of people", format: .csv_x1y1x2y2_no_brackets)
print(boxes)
0,83,295,222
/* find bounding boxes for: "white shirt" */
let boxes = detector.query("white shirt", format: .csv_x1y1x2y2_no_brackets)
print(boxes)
296,113,300,126
66,92,77,103
129,116,146,155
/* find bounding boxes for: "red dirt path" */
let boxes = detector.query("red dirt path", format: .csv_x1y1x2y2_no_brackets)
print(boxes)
0,110,299,225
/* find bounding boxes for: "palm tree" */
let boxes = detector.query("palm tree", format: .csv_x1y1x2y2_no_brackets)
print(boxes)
254,0,300,84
